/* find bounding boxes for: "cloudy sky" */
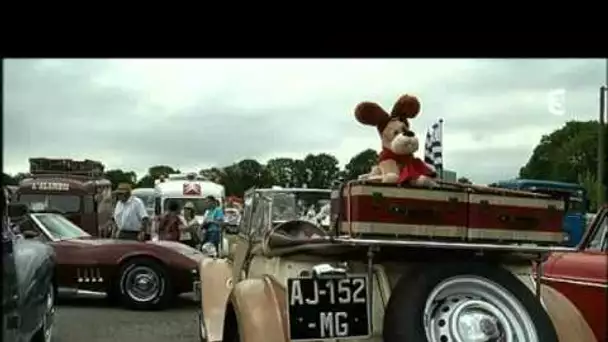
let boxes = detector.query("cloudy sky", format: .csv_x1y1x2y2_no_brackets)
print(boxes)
3,58,606,183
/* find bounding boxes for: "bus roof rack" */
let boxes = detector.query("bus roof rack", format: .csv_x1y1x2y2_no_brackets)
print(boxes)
29,158,105,177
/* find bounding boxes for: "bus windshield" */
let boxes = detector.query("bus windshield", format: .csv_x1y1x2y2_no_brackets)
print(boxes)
19,194,81,214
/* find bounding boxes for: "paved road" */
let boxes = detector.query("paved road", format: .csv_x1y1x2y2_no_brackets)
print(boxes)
55,295,200,342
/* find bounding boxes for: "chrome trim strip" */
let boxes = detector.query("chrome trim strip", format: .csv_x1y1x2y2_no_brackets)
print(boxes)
320,236,576,253
541,276,607,288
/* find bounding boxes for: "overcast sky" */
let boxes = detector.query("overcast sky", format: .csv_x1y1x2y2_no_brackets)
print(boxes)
3,58,606,183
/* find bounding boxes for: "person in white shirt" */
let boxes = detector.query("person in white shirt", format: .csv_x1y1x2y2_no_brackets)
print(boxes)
112,183,149,241
180,201,200,248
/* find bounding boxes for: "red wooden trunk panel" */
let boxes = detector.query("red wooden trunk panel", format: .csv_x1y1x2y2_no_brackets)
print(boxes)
345,195,468,227
468,203,563,233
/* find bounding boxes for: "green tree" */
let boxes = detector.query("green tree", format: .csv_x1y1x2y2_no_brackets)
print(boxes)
266,158,296,187
579,171,600,212
13,172,29,184
137,165,180,188
519,121,607,183
2,173,18,186
104,169,137,189
303,153,340,189
457,177,472,184
199,167,225,183
292,159,309,187
342,149,378,181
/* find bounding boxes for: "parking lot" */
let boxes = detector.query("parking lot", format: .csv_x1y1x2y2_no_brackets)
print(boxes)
55,295,199,342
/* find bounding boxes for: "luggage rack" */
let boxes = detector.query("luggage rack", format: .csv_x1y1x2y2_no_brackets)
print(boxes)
29,158,105,178
25,172,105,181
316,235,574,301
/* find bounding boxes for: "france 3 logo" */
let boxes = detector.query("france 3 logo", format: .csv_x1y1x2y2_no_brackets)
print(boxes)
547,88,566,116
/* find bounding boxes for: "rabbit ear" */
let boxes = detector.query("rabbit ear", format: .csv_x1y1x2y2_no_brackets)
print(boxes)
355,102,390,127
391,94,420,119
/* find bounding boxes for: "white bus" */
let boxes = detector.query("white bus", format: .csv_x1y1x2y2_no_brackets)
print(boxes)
132,188,155,217
151,173,225,240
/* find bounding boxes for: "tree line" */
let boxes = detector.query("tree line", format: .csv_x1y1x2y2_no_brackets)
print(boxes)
3,120,605,209
2,149,381,197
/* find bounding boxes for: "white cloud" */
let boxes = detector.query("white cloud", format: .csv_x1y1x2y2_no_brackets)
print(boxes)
3,58,605,184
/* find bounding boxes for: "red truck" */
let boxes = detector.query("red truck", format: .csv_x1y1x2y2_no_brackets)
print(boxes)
14,158,113,237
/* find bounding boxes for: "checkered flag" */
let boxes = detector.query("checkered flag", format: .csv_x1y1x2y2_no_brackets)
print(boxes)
424,119,443,174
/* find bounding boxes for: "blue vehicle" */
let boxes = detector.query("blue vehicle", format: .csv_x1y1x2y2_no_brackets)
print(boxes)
490,179,589,247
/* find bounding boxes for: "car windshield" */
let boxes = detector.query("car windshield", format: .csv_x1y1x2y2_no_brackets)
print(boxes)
163,198,213,216
269,191,331,225
19,194,81,214
33,213,90,240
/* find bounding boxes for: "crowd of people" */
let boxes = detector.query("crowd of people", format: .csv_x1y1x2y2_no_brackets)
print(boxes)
111,183,224,252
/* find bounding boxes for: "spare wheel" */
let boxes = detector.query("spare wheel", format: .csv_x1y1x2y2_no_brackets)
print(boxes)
383,262,558,342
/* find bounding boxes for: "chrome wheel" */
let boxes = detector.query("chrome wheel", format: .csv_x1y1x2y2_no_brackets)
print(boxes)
43,285,55,342
123,265,164,303
424,276,538,342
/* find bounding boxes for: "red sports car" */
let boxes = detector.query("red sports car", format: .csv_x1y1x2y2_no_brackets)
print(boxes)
542,205,607,342
15,211,203,310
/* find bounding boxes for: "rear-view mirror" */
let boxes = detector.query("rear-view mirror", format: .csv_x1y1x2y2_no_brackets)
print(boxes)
8,203,29,218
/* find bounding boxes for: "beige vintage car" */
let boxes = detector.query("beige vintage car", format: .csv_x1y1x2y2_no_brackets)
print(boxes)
197,187,597,342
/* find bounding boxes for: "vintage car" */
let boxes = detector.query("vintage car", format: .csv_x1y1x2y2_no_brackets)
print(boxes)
9,205,203,311
3,203,56,342
542,205,607,342
196,184,599,342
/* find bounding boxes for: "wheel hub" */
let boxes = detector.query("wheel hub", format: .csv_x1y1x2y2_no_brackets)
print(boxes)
124,266,161,302
424,276,539,342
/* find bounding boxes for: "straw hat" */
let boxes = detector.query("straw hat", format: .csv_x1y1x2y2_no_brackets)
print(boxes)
183,202,196,210
115,183,132,193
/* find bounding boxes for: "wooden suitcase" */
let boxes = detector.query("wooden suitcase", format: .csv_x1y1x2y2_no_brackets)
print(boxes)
331,183,469,239
467,190,566,245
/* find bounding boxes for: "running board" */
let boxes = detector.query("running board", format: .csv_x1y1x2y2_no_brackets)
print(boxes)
57,287,107,298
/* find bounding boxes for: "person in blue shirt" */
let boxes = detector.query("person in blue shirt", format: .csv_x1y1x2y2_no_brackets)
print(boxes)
202,195,224,252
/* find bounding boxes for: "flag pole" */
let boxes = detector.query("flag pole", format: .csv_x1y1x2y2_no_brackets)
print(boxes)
438,118,444,179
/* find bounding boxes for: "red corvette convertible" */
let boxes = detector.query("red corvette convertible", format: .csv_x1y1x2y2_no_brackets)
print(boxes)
542,205,607,342
13,209,203,310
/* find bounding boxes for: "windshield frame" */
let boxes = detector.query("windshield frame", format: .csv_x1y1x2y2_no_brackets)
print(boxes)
30,213,90,241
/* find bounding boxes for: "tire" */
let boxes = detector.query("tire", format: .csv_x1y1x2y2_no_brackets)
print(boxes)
118,257,173,310
32,284,55,342
383,262,558,342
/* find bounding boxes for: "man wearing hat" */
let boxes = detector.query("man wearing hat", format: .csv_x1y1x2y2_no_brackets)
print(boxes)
112,183,149,241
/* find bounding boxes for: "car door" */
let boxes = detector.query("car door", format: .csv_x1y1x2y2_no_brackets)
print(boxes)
545,211,607,341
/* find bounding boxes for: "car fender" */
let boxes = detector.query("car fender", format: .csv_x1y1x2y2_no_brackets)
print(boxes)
200,257,235,342
516,274,597,342
229,276,287,342
542,284,598,342
116,250,170,269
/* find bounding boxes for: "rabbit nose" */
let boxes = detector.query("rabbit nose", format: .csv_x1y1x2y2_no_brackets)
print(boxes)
404,131,415,137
